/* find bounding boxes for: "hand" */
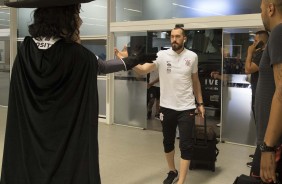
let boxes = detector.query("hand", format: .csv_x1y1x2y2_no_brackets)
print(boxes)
114,45,128,59
147,83,153,89
122,53,157,70
247,43,256,55
197,105,205,118
260,152,277,183
211,71,220,79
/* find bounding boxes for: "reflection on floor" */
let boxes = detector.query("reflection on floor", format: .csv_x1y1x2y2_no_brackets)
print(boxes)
99,123,254,184
0,107,255,184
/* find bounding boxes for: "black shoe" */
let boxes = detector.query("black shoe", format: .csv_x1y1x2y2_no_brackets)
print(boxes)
163,170,178,184
249,154,254,159
247,162,253,168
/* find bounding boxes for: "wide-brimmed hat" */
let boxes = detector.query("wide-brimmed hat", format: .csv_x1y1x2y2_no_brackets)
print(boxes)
5,0,94,8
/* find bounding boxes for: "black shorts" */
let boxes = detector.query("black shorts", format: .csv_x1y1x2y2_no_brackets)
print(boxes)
147,86,160,100
160,107,195,160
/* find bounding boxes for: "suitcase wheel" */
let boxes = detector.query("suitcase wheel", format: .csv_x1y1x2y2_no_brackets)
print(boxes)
211,162,215,172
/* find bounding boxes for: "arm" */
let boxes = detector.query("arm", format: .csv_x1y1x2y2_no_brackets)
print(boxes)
148,77,159,88
149,77,159,86
245,45,259,74
264,63,282,146
210,71,221,80
133,63,156,75
192,72,205,118
114,46,157,75
260,63,282,183
98,58,127,74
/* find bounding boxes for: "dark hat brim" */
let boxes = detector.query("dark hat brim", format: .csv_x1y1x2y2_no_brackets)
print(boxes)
5,0,94,8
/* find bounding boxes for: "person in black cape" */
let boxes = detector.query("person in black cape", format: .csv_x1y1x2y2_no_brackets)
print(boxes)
0,0,157,184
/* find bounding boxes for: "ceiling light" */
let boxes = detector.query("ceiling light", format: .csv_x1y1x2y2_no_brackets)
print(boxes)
124,8,142,13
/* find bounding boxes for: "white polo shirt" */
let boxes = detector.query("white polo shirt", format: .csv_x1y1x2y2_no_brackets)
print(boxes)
153,48,198,111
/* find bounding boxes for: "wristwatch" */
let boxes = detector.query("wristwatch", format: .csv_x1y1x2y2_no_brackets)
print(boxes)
259,142,276,152
197,102,204,107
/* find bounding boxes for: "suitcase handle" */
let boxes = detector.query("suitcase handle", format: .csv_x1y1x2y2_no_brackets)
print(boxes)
193,114,208,145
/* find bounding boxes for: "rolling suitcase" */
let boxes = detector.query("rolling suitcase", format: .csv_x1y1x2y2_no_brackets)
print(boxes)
189,116,219,172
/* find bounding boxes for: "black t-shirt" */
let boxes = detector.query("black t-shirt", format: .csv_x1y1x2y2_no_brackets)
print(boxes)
250,49,263,95
255,24,282,145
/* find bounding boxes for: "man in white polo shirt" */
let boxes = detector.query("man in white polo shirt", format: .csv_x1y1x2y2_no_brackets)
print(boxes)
116,26,205,184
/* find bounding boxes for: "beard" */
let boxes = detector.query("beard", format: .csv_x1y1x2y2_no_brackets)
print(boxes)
261,11,271,32
262,19,270,32
171,42,184,52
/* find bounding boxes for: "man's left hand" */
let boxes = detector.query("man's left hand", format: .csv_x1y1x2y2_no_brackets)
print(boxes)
260,152,277,183
197,105,205,118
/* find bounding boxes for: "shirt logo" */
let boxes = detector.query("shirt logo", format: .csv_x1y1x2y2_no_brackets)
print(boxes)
184,58,192,67
166,61,172,73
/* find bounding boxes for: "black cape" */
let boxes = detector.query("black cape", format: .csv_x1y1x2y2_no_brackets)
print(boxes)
1,37,102,184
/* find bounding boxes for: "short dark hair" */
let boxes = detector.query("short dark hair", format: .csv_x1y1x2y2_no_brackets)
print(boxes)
29,4,81,41
173,24,186,36
255,30,269,37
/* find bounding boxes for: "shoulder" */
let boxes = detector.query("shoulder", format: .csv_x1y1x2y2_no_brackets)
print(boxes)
184,49,198,59
21,36,34,48
62,41,94,56
269,24,282,45
59,41,98,65
156,49,173,61
157,49,171,56
271,24,282,36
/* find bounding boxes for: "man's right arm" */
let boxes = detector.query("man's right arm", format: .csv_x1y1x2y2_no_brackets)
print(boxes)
114,46,157,75
245,45,259,74
133,63,157,75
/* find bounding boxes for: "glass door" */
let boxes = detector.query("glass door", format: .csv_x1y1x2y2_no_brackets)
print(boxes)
0,7,10,107
221,27,263,145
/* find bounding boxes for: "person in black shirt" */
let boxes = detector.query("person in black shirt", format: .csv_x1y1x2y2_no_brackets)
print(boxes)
244,30,269,172
257,0,282,183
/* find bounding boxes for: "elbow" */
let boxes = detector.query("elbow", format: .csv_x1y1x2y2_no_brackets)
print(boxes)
133,68,146,75
133,66,149,75
245,68,251,74
139,71,147,75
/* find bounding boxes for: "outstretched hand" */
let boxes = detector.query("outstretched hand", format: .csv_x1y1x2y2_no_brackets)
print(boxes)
122,53,157,70
114,46,157,70
114,46,128,59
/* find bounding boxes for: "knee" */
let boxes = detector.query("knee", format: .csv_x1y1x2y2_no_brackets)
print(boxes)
163,139,175,153
180,141,193,160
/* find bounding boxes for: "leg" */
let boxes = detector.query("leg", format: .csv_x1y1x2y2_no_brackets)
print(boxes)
147,98,155,119
250,145,261,177
251,95,256,123
155,87,160,116
147,87,155,119
165,150,176,171
178,159,190,184
177,109,195,184
161,107,178,184
161,107,178,170
155,99,160,116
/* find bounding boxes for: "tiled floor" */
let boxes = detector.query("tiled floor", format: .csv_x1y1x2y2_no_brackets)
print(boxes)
0,106,255,184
